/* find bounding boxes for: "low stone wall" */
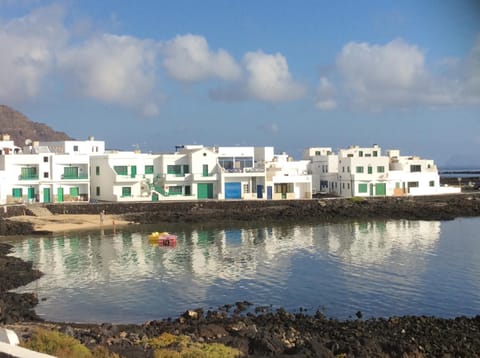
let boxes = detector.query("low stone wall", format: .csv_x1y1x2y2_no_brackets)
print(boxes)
39,193,480,224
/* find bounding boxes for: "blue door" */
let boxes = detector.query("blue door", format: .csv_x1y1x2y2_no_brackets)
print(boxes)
257,185,263,199
267,186,273,200
225,182,241,199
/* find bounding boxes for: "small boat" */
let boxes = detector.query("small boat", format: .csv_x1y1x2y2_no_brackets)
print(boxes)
158,234,177,247
148,231,177,247
148,231,168,241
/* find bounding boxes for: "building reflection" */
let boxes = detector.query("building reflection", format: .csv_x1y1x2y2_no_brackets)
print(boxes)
9,219,442,320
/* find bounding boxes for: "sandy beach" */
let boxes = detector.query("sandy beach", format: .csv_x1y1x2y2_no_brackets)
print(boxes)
7,214,133,234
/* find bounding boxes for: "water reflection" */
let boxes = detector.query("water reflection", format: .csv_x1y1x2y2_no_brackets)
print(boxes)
6,218,480,323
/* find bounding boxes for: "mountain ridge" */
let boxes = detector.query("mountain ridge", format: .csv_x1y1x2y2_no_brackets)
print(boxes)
0,105,74,145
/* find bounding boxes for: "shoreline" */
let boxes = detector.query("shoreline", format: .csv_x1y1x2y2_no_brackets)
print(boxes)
2,196,480,356
6,214,133,235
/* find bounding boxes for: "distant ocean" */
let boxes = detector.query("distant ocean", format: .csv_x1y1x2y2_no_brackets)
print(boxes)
439,168,480,179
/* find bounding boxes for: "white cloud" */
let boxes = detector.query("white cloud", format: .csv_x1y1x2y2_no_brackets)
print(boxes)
0,4,67,104
315,77,337,110
335,38,447,109
162,34,241,82
243,51,305,102
461,36,480,105
316,38,480,111
58,34,160,116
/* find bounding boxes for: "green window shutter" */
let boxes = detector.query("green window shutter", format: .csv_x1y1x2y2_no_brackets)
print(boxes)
96,166,100,175
64,167,78,179
356,166,364,173
358,183,368,193
70,187,79,197
202,164,208,176
183,165,189,174
167,165,181,175
12,188,23,197
114,166,128,175
145,165,154,174
377,166,385,173
373,151,378,157
122,187,131,197
359,151,363,157
96,186,100,196
368,166,372,174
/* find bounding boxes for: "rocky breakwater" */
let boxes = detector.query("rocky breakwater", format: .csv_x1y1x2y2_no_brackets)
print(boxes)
9,304,480,357
0,243,42,324
43,193,480,225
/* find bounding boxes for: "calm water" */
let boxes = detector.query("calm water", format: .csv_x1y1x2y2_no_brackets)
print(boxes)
4,218,480,323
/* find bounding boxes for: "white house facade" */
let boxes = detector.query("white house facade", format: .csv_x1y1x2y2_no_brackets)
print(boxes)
304,145,460,197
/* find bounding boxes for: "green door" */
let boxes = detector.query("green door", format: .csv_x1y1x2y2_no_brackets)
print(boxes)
131,165,137,178
43,188,51,203
197,183,213,199
375,183,386,196
152,192,159,201
57,188,64,202
27,187,35,201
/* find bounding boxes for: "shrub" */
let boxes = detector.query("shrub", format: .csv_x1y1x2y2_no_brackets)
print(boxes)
21,328,119,358
149,333,242,358
21,328,91,358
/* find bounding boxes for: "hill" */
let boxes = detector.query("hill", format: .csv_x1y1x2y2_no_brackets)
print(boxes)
0,105,74,145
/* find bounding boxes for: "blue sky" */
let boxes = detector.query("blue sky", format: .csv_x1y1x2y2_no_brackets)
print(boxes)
0,0,479,167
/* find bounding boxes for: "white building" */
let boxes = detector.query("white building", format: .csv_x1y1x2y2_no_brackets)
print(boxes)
304,144,460,197
0,136,103,204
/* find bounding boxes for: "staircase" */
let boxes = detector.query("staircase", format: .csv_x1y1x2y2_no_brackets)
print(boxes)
26,205,53,217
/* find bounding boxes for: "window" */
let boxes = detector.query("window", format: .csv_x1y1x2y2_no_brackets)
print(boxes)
183,165,189,174
96,166,100,175
20,167,38,180
145,165,154,174
377,166,385,173
342,183,345,189
168,186,182,195
315,151,321,155
167,165,182,175
358,183,368,193
347,166,350,172
410,165,421,172
43,172,49,178
121,187,131,197
114,166,128,175
73,145,79,152
429,181,435,187
43,156,48,162
203,164,208,176
408,182,419,188
347,154,353,157
342,166,345,172
373,151,378,157
63,166,78,179
243,184,250,193
12,188,22,198
185,185,191,196
356,166,364,173
96,186,100,196
70,187,79,197
368,166,372,174
359,151,363,157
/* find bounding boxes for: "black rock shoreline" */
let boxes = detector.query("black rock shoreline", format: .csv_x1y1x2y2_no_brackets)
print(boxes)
2,195,480,357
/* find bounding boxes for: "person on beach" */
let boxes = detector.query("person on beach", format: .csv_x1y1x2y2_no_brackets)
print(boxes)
100,210,105,225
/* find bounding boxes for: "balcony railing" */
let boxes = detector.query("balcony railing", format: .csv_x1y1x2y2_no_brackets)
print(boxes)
18,174,39,180
61,173,89,180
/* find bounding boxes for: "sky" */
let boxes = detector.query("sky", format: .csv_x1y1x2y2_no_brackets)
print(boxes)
0,0,479,167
